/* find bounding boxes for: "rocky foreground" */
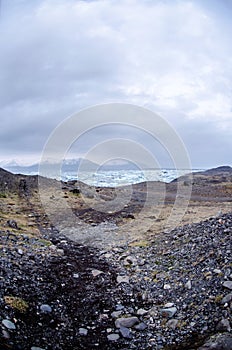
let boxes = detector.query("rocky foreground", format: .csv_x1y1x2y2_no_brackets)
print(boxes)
0,167,232,349
1,214,232,349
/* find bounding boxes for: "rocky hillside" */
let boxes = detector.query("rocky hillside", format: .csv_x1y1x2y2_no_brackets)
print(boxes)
0,167,38,195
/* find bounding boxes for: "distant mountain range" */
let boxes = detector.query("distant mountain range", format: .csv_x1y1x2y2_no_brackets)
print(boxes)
1,158,148,175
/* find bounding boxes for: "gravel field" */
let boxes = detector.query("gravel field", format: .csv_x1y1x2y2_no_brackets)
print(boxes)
1,213,232,349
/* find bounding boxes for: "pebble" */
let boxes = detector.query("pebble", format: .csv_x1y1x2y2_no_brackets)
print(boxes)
115,316,139,328
91,269,104,277
117,275,130,284
115,304,124,311
163,284,171,290
2,329,10,339
111,311,122,318
119,326,133,339
7,220,18,229
137,308,149,315
185,280,192,290
163,303,174,308
223,281,232,290
2,319,16,330
79,328,88,336
18,248,23,255
221,292,232,304
40,304,52,313
166,319,179,329
107,333,120,341
124,255,137,265
104,253,112,259
134,322,147,331
161,307,177,318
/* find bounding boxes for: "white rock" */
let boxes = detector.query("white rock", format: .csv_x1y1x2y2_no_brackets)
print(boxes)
161,307,177,318
137,308,149,316
117,275,130,284
91,269,104,277
185,280,192,290
79,328,88,336
2,319,16,330
18,248,23,255
163,284,171,290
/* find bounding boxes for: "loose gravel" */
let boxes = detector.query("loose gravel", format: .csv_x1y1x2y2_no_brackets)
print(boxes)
1,213,232,349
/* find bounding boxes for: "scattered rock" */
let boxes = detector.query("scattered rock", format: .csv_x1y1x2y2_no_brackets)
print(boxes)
111,310,122,318
134,322,147,331
216,318,231,332
161,307,177,318
1,185,232,350
163,283,171,290
40,304,52,313
185,280,192,289
137,308,149,316
2,319,16,330
116,275,130,284
221,292,232,304
91,269,104,277
166,319,179,329
115,316,139,328
163,302,174,308
2,329,10,339
79,328,88,336
107,333,120,341
223,281,232,290
17,248,23,255
119,326,133,339
7,219,18,229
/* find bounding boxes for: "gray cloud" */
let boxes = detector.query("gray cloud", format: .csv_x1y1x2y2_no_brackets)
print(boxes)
0,0,231,167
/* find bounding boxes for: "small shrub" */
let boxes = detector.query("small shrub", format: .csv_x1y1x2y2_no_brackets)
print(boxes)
4,296,29,313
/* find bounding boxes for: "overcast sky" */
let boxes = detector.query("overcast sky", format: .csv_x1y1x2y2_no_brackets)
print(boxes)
0,0,231,168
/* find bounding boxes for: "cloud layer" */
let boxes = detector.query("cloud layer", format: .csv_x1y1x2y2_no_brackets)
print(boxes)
0,0,231,167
